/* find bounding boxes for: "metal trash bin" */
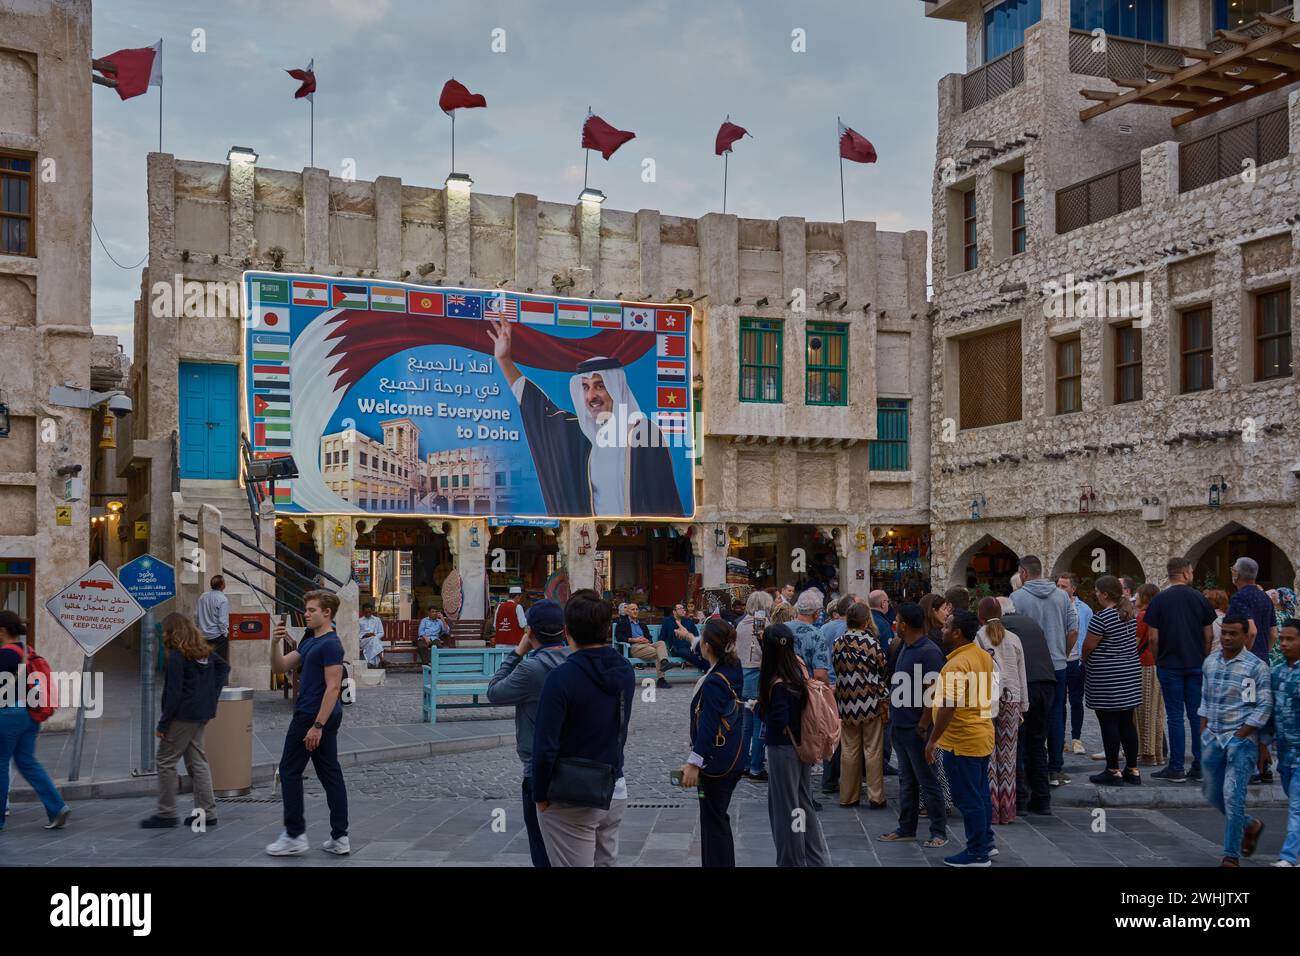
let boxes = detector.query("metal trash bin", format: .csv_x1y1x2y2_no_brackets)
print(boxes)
208,687,254,797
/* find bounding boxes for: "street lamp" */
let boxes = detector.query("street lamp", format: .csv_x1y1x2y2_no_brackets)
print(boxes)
715,526,727,549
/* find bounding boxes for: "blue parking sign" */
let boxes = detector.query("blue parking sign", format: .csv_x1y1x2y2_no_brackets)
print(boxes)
117,554,177,610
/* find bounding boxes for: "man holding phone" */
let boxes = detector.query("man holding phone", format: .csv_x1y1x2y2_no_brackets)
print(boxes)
266,591,350,856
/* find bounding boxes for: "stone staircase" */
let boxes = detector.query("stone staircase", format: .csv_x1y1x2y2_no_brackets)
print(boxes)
177,480,268,613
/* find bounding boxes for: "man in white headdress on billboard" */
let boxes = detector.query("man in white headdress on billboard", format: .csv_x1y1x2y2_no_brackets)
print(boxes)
486,317,683,517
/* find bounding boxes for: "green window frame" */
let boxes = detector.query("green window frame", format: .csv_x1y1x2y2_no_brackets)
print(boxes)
869,399,910,471
739,317,783,402
805,322,848,406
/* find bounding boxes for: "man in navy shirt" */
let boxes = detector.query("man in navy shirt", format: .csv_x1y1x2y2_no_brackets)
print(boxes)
267,590,350,856
1144,557,1215,782
1227,556,1279,783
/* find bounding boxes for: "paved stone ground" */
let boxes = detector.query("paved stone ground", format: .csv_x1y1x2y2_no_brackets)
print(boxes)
3,673,1294,866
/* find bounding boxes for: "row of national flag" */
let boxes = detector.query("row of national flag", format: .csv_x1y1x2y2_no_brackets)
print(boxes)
249,328,294,503
251,277,691,337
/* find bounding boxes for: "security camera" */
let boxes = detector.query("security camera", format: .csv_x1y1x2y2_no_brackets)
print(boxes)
106,393,133,417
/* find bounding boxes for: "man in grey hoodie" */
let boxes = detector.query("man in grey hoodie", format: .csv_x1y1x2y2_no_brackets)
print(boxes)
1010,555,1079,787
487,599,572,867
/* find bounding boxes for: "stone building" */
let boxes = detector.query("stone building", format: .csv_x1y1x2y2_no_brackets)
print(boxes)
0,0,130,728
924,0,1300,596
127,147,932,649
320,419,421,512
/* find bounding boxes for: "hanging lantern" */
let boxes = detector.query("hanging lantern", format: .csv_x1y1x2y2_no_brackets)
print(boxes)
468,523,481,548
855,530,868,551
714,526,726,549
332,518,347,548
1208,475,1226,509
579,525,592,554
98,414,116,450
971,497,982,521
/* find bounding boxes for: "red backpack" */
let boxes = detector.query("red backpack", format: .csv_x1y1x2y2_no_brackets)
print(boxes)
2,643,56,722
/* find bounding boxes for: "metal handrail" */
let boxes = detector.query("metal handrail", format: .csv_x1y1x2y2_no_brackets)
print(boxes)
239,432,263,545
275,541,347,588
221,566,303,615
219,527,324,593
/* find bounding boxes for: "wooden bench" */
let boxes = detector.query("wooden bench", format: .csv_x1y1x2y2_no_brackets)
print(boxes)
613,623,701,679
421,647,513,723
381,619,422,669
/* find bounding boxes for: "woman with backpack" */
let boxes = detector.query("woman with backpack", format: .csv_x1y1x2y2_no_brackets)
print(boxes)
0,610,70,830
757,622,831,866
140,613,230,828
678,618,745,866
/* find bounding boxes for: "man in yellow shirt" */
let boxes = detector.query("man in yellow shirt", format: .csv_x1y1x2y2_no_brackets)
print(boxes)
925,609,996,867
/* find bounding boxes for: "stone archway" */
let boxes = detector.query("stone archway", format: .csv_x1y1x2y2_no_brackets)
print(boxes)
1184,521,1296,592
1050,529,1146,604
950,533,1021,597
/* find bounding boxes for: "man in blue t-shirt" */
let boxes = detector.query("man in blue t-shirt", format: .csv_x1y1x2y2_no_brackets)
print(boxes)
1144,557,1215,781
267,590,350,856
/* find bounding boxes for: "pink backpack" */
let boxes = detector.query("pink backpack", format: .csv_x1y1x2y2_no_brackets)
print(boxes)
778,661,841,764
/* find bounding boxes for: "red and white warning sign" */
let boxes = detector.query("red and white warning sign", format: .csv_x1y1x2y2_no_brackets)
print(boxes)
44,560,145,656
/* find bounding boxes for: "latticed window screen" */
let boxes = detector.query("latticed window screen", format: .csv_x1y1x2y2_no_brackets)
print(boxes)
869,399,910,471
1011,170,1027,255
1180,107,1289,193
1056,162,1141,234
962,46,1026,112
1055,337,1082,414
1180,308,1213,393
806,322,848,406
739,317,783,402
962,190,978,271
1255,288,1292,381
959,324,1022,429
1115,323,1143,403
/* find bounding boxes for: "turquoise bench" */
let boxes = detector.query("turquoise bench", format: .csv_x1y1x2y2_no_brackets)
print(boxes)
613,622,701,679
421,647,513,723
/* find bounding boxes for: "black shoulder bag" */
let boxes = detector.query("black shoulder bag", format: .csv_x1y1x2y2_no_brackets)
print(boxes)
545,686,627,810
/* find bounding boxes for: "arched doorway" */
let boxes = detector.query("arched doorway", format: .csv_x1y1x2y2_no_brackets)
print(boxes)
1188,523,1295,592
953,535,1020,597
1052,531,1145,604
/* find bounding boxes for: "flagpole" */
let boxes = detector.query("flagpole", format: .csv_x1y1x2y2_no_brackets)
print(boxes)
310,94,315,168
583,148,590,190
158,82,163,153
723,151,729,214
450,110,455,174
838,117,846,223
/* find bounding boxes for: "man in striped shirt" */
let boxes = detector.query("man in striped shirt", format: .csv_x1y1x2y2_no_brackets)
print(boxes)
1198,615,1273,867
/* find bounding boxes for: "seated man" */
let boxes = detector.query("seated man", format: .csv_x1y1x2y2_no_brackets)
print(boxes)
416,606,446,665
615,603,674,689
660,603,708,671
359,603,385,668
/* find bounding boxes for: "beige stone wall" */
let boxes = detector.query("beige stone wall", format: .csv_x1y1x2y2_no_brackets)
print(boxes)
929,12,1300,590
0,0,93,730
133,144,930,595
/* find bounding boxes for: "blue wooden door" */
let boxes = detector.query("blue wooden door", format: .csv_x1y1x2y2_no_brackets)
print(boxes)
179,363,239,479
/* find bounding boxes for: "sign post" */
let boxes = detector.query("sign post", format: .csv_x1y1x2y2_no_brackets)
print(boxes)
44,560,145,782
118,555,177,775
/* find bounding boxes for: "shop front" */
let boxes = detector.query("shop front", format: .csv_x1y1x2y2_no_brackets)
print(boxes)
726,525,842,597
487,519,562,609
596,523,694,614
349,518,453,640
869,526,931,605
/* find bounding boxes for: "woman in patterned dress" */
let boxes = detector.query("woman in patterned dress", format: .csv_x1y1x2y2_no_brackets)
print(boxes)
1084,576,1144,786
832,603,890,808
975,597,1028,824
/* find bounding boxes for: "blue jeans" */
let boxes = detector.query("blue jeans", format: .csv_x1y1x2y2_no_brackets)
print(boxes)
522,775,549,867
1048,667,1068,771
742,668,765,775
1280,763,1300,865
1157,667,1203,772
1066,660,1085,741
0,706,66,825
1200,731,1257,858
279,710,348,840
942,750,993,859
893,724,946,840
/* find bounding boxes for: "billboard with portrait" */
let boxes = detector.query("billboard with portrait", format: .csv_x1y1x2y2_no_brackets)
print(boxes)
242,272,695,519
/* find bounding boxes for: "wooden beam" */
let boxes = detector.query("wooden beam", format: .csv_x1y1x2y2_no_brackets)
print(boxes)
1171,70,1300,126
1180,46,1218,61
1259,13,1297,29
1216,29,1257,45
1080,19,1300,122
1081,89,1120,101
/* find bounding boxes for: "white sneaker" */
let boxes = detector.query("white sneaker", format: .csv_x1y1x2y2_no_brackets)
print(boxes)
989,847,1000,857
1072,740,1087,755
1274,860,1296,867
321,836,351,855
265,831,309,856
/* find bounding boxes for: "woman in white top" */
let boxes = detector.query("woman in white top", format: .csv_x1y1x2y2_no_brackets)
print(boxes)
975,596,1029,825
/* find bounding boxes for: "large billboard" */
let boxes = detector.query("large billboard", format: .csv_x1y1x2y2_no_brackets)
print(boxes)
242,272,695,519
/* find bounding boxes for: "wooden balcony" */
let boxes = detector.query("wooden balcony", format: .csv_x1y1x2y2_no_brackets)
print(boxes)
962,46,1025,113
1055,161,1142,234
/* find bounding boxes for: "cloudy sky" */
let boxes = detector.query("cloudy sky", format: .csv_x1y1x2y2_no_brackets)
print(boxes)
91,0,965,353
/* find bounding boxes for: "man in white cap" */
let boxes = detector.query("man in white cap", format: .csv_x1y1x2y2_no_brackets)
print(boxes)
494,585,529,646
487,316,683,517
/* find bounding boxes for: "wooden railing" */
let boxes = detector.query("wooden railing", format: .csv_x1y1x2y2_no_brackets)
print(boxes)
1056,160,1142,234
962,46,1025,112
1068,29,1186,81
1179,105,1290,193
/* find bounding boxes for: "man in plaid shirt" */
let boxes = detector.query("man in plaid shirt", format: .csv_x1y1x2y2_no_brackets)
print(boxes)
1199,615,1273,867
1272,619,1300,867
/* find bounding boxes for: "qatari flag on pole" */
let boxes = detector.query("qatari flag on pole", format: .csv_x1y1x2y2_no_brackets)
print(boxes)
838,121,877,164
582,113,636,160
95,39,162,100
715,120,749,156
287,60,316,100
439,79,487,114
